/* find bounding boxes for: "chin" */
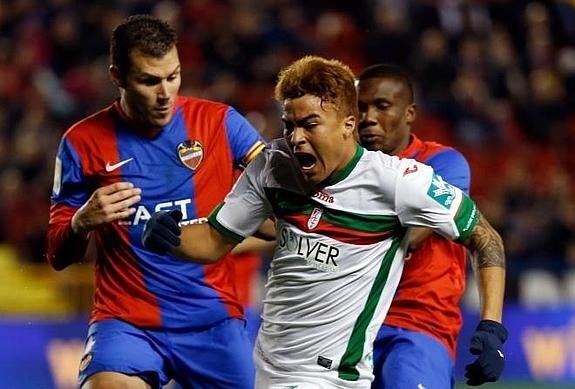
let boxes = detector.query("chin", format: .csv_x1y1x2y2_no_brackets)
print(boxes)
152,118,171,128
302,171,317,184
362,142,379,151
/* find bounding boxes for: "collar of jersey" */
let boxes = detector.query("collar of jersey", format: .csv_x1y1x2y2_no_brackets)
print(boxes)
323,144,364,187
398,134,422,159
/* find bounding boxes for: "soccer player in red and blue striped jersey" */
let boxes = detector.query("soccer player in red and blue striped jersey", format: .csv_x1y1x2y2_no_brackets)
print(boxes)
357,64,507,388
45,15,265,389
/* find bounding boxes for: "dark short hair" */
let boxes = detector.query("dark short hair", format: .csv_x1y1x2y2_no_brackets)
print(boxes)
275,55,358,120
110,14,178,81
357,64,414,103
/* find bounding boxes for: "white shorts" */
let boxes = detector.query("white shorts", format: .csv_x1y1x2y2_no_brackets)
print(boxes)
255,373,368,389
255,356,371,389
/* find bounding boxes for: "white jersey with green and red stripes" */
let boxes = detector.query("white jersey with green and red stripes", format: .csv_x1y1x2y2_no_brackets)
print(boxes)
208,140,479,388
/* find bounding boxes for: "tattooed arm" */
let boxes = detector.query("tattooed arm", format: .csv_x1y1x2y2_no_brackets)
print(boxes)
462,212,506,322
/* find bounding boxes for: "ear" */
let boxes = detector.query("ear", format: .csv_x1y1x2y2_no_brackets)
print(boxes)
109,65,123,88
343,115,357,138
405,103,416,125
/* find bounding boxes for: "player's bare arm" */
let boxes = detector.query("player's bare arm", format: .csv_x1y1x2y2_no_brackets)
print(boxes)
170,222,238,264
71,182,141,237
251,218,276,241
144,207,274,263
464,212,505,270
232,236,276,255
462,212,506,323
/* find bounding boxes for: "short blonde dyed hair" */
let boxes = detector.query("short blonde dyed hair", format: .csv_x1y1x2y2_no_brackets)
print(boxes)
274,56,359,120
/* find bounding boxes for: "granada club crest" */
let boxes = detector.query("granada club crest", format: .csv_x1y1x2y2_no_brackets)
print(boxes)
177,140,203,170
307,207,324,230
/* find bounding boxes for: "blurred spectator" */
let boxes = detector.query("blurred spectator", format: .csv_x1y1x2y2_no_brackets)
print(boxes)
410,27,456,117
363,2,415,67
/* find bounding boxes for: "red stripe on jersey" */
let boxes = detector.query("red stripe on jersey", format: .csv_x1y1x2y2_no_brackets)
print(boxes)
180,98,243,319
384,236,466,359
387,134,466,359
281,213,394,245
46,203,89,269
65,108,163,326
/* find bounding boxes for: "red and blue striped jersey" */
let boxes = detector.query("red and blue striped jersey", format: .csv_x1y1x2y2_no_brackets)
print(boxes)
46,96,265,329
384,134,471,359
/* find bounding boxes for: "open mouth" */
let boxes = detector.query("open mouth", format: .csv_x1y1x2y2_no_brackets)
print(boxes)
294,152,317,170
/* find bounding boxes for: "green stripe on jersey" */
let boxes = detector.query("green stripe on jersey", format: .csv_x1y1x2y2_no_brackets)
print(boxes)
325,145,364,186
322,207,399,233
454,195,479,242
207,203,245,243
337,236,403,381
269,189,400,234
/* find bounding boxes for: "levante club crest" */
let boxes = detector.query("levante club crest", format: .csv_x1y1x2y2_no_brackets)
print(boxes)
177,140,203,170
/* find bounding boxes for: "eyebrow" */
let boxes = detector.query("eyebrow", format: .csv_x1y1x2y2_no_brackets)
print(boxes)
282,113,321,124
370,97,391,104
137,65,181,79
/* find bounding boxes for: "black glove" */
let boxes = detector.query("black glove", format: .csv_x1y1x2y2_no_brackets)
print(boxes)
142,210,182,254
465,320,508,386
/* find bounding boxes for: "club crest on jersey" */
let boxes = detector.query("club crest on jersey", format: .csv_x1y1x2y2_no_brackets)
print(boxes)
307,207,323,230
177,140,203,170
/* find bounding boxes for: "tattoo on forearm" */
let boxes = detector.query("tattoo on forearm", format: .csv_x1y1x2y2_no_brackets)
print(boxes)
466,213,505,269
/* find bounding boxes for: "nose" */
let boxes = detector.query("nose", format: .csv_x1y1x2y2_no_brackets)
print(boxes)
157,80,170,99
289,126,306,147
359,107,376,128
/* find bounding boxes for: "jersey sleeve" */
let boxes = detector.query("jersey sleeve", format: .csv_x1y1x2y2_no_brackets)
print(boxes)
224,107,266,168
51,138,91,206
46,137,91,269
395,159,479,242
207,152,273,242
425,149,471,194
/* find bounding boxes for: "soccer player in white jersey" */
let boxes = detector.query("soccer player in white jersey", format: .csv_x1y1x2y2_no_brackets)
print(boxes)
141,56,506,389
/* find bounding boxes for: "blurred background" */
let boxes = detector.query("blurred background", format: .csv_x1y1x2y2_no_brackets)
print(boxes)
0,0,574,388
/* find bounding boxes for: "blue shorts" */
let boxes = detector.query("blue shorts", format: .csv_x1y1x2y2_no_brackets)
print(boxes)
371,325,454,389
78,318,255,389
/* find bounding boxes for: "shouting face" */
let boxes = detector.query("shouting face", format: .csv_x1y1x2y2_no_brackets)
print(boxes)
282,94,357,186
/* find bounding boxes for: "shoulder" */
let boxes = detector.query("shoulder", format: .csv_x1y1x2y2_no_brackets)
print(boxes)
425,146,469,172
177,96,252,133
363,148,428,175
63,105,115,142
412,140,471,191
177,95,230,116
413,140,469,173
352,149,433,197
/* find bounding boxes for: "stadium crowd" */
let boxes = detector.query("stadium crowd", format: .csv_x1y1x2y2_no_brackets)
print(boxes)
1,0,575,304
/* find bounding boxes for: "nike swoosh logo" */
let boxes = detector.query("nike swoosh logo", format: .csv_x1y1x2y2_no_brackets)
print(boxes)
105,158,133,172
